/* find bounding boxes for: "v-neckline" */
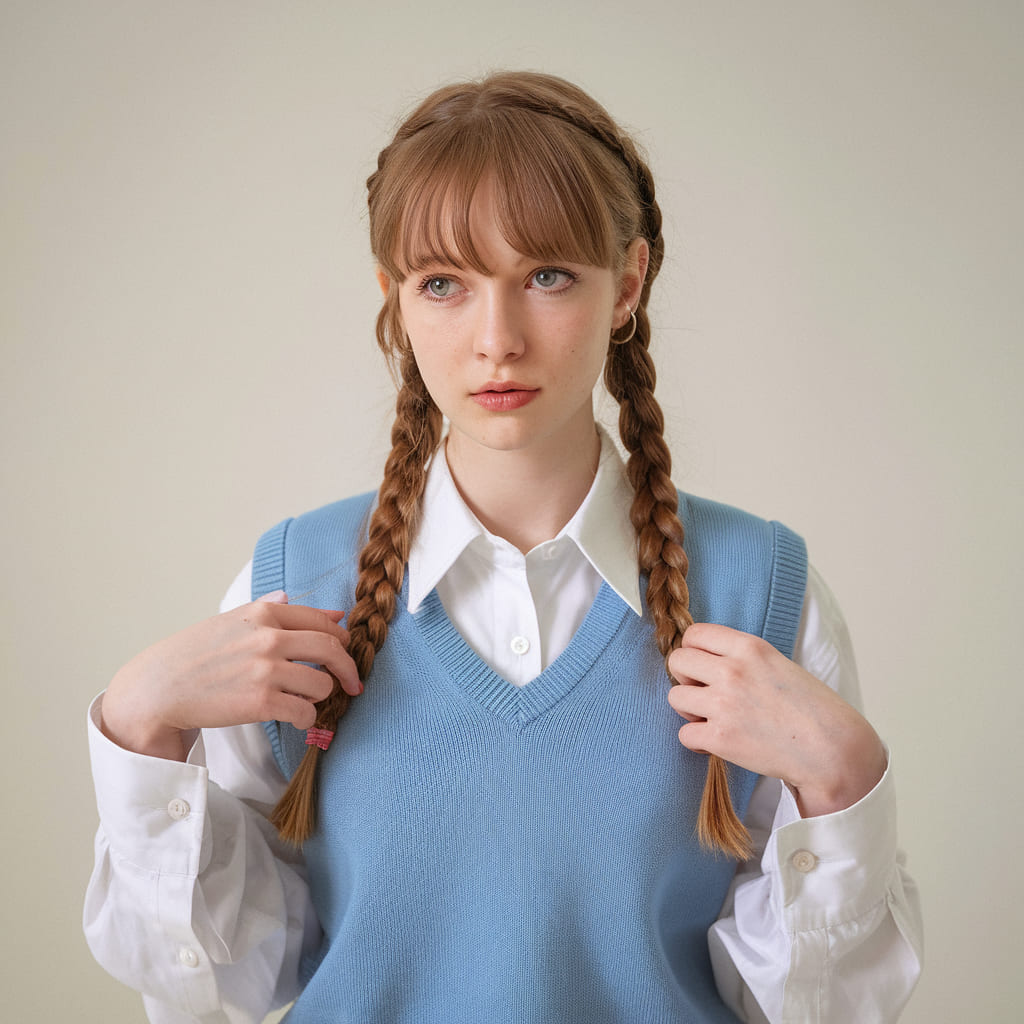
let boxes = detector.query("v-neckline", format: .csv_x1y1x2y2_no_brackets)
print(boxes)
412,580,633,725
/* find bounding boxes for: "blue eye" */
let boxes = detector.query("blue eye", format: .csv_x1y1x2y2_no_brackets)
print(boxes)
417,275,465,301
531,268,574,290
425,277,454,297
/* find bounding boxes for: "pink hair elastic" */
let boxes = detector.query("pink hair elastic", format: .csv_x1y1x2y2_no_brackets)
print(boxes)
305,727,335,751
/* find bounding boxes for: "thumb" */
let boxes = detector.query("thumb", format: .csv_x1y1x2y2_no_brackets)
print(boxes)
256,589,289,604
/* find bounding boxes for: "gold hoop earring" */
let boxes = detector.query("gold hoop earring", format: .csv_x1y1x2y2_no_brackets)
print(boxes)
611,307,637,345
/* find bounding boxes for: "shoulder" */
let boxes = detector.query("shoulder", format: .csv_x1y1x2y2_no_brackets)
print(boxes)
256,491,377,550
678,489,793,543
677,490,808,657
274,490,378,533
252,491,377,605
677,490,805,571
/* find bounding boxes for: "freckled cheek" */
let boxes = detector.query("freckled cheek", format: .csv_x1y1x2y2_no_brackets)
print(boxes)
411,347,462,410
549,311,608,351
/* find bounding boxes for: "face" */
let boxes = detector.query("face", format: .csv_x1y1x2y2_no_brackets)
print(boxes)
391,180,645,472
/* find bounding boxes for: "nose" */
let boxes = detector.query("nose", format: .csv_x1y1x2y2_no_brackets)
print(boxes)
473,286,525,364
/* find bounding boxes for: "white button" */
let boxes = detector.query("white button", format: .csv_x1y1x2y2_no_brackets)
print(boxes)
510,635,530,656
167,798,190,820
177,946,200,968
790,849,818,873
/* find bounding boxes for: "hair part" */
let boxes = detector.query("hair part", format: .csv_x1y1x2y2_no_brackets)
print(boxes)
272,70,750,859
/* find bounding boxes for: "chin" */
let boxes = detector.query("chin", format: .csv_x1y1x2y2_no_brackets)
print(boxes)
447,422,542,456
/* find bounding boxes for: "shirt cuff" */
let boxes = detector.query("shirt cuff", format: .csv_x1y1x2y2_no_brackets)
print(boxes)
765,750,899,932
88,693,209,877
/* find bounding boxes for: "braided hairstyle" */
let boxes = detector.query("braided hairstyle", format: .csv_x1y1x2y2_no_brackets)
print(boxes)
272,71,751,859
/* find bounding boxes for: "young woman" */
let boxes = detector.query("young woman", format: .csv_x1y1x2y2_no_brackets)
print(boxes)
85,71,922,1023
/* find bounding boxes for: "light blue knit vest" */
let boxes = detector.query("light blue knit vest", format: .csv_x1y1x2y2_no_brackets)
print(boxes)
254,491,807,1023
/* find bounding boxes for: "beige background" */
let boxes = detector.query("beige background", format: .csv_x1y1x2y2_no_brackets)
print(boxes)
3,1,1021,1021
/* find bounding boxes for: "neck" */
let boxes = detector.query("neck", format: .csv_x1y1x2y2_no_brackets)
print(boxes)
445,427,602,554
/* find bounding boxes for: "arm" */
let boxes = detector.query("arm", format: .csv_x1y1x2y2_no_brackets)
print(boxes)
84,707,316,1022
84,565,360,1022
669,566,923,1023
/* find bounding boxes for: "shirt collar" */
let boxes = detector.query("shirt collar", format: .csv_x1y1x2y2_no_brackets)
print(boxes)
407,426,642,616
407,446,482,613
564,427,643,615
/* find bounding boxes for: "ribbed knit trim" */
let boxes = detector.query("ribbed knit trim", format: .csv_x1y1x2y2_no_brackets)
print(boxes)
261,720,288,779
762,521,808,659
251,517,291,777
251,517,291,599
414,581,630,726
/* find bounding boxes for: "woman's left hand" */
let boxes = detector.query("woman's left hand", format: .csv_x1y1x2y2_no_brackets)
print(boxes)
666,623,887,818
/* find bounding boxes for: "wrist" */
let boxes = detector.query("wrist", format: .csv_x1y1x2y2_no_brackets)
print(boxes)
100,674,187,762
792,724,887,818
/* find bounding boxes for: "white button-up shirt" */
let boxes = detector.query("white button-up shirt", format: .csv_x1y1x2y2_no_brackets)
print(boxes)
84,432,922,1023
409,429,640,685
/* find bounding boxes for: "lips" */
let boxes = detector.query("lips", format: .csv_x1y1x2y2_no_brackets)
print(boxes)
471,381,539,411
472,380,537,395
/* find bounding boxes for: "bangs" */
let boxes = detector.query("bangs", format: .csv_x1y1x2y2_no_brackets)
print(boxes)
374,108,621,280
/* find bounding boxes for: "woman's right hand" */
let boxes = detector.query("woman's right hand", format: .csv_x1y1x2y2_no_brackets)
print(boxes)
99,591,362,761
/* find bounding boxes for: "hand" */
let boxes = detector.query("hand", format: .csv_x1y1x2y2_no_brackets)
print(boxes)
666,623,887,817
101,591,363,761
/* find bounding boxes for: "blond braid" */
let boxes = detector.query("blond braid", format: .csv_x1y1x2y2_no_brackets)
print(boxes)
271,343,441,844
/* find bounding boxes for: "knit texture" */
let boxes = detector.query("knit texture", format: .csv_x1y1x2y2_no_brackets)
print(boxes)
254,491,807,1023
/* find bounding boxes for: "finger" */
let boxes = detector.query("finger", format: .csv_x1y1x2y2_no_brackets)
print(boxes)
329,665,363,698
276,662,340,703
680,622,743,656
317,608,347,623
278,630,363,697
257,602,350,642
666,682,712,722
256,589,289,605
667,646,726,687
270,691,321,731
671,708,704,724
676,720,713,755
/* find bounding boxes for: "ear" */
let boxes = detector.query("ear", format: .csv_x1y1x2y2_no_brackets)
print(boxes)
617,238,649,322
375,268,391,296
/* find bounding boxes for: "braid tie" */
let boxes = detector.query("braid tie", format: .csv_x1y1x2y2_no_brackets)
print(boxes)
271,348,441,845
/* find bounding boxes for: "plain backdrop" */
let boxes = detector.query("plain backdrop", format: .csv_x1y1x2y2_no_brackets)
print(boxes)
3,2,1021,1021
